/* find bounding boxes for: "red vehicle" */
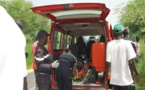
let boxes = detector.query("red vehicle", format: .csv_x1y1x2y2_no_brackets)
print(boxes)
32,2,114,90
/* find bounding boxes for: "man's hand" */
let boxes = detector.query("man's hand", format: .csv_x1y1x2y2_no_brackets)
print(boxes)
135,75,140,83
129,59,140,83
72,66,77,77
51,60,59,68
104,80,108,90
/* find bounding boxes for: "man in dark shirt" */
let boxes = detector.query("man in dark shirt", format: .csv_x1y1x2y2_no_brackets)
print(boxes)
75,36,87,59
56,45,77,90
123,27,132,40
35,30,59,90
86,36,95,58
122,27,136,90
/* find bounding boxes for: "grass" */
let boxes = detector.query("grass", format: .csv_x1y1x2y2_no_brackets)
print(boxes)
25,43,33,70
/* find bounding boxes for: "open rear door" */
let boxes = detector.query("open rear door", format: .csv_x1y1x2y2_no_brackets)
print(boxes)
31,3,111,89
32,3,110,22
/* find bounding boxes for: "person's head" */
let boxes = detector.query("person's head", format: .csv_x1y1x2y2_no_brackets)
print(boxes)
38,29,50,45
123,27,129,37
67,45,78,57
15,20,23,30
100,35,105,42
76,36,86,47
76,36,84,43
136,36,140,42
113,24,123,39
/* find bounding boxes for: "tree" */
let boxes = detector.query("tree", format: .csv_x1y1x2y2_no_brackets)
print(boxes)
0,0,51,42
115,0,145,38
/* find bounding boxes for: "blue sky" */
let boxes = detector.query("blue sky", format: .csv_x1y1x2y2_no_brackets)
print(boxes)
30,0,129,27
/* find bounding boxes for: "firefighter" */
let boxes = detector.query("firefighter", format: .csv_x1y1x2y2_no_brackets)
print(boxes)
35,29,59,90
56,45,77,90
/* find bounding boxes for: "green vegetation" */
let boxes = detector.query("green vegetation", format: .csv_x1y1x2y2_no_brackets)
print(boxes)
0,0,51,42
25,43,33,69
135,40,145,90
115,0,145,38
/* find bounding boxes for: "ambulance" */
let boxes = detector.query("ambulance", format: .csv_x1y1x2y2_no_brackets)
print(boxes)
32,2,113,90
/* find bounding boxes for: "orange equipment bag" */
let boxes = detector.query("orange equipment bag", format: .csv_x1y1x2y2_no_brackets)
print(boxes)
91,42,106,72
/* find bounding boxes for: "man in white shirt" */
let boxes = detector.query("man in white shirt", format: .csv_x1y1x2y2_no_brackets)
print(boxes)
0,6,27,90
104,24,140,90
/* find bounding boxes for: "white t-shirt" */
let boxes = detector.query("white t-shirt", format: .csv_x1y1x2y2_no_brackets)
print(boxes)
0,6,27,90
106,39,136,86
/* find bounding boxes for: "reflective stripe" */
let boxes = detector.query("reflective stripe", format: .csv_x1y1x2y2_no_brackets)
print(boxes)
44,54,49,58
35,54,49,61
35,57,44,61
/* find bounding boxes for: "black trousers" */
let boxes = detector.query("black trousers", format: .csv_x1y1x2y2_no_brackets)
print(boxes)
56,62,72,90
112,85,131,90
35,72,51,90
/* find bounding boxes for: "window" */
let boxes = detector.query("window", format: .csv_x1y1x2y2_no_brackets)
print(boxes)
53,30,63,50
64,35,72,49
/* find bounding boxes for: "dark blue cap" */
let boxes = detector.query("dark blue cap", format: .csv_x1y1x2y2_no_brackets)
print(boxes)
38,29,50,38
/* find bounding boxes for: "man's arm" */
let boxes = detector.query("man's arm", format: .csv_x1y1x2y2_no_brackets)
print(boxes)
129,59,140,83
35,48,52,70
35,51,59,70
72,66,77,76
